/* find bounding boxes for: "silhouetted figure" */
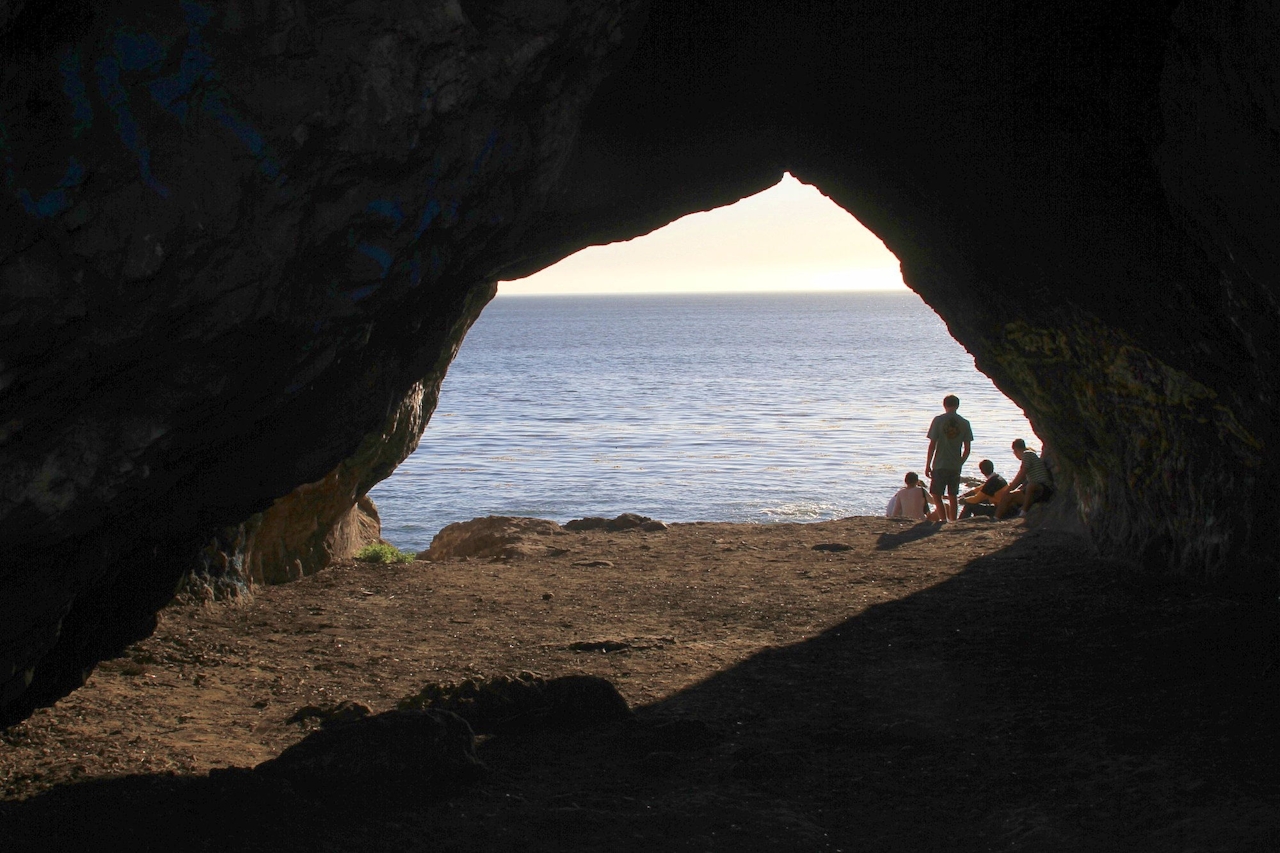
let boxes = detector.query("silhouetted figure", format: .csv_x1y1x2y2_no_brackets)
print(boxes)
925,394,973,522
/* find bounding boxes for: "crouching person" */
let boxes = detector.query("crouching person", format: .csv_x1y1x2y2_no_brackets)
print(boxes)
995,439,1054,519
958,459,1007,519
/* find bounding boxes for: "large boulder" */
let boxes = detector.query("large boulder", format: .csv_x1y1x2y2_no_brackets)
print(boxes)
421,516,569,561
2,1,1278,724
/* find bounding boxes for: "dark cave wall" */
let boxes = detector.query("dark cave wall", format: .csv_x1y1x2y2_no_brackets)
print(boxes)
0,0,644,723
1,0,1277,725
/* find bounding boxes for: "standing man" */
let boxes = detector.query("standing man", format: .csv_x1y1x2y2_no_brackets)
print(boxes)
925,394,973,522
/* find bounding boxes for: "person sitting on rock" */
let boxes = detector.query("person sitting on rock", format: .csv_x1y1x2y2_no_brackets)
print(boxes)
958,459,1008,519
886,471,932,522
995,439,1054,518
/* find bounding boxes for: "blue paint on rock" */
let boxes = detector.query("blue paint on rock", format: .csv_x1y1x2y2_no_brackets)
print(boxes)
471,130,499,175
415,198,442,238
17,157,86,217
112,30,166,72
356,242,394,279
95,53,170,198
367,198,406,226
58,49,94,136
347,283,381,303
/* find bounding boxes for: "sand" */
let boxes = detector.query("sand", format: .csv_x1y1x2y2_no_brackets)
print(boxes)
2,515,1276,851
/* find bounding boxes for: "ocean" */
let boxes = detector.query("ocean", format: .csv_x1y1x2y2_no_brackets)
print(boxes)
369,290,1037,551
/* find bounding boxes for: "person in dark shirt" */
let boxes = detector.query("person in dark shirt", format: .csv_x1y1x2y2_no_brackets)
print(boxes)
958,459,1007,519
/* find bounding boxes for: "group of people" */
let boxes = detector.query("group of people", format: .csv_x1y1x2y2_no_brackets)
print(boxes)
885,395,1054,523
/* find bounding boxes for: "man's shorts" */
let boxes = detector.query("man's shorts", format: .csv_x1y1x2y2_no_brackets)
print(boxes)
930,469,961,497
1030,483,1054,504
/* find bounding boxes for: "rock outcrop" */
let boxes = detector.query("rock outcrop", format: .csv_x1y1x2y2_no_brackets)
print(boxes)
2,1,1278,724
420,515,569,561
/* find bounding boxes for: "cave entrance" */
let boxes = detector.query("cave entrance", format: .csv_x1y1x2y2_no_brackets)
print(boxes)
370,175,1037,550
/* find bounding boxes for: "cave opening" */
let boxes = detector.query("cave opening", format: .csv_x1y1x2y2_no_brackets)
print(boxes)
370,175,1039,552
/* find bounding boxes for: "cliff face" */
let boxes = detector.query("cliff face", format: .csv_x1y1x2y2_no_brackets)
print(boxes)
1,1,1276,724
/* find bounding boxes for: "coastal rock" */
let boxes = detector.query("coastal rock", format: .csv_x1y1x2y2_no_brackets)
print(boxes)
254,708,484,798
2,2,1279,724
565,513,665,532
420,516,568,561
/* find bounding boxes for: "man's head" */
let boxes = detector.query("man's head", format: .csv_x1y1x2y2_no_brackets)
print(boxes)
1011,438,1027,458
942,394,960,411
979,459,994,476
905,471,919,486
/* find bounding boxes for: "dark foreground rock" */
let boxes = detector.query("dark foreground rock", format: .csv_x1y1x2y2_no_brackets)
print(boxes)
253,708,485,799
398,673,632,735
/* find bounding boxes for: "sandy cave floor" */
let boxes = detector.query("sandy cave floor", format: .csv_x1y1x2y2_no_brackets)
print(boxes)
1,515,1277,852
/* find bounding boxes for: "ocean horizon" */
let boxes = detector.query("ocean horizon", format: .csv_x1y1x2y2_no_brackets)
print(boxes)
370,289,1038,551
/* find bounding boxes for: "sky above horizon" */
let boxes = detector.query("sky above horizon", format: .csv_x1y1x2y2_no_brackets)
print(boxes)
498,173,908,296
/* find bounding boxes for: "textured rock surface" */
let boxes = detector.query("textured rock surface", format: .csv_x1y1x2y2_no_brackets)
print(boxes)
2,0,1278,724
420,515,569,561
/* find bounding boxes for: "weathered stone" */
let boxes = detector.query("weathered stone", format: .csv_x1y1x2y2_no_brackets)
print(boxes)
421,515,567,561
565,512,664,532
2,1,1279,726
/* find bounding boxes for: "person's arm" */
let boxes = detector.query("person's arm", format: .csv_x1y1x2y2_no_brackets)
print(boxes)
887,493,901,517
1007,462,1027,491
960,440,971,468
925,438,936,478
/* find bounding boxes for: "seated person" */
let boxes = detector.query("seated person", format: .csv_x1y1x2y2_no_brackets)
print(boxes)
886,471,932,522
958,459,1008,518
995,439,1055,519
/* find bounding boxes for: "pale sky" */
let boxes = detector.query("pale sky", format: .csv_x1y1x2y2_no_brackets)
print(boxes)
499,173,907,295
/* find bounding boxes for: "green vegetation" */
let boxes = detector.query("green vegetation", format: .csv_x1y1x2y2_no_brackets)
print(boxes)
354,543,415,564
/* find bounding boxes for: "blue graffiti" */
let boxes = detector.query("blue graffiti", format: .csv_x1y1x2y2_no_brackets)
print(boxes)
146,1,283,180
470,130,499,175
58,50,94,136
367,198,406,227
203,93,282,179
356,242,394,279
112,29,165,72
12,0,288,217
94,36,170,195
347,283,380,303
17,157,86,217
415,198,442,238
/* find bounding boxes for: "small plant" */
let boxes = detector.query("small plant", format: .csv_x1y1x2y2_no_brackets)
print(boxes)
355,543,415,564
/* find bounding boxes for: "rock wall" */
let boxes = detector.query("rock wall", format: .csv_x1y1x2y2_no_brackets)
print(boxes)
2,1,1277,724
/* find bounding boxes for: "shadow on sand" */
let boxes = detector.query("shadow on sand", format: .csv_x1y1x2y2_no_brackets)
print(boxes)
874,519,944,550
2,532,1277,852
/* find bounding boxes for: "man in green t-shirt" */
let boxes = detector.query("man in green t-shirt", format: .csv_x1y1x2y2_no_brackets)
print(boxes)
925,394,973,522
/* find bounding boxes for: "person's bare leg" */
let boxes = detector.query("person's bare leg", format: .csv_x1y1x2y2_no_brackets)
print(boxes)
995,488,1018,519
947,492,958,522
1021,483,1041,514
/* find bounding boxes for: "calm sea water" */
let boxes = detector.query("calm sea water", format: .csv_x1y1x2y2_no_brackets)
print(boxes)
370,291,1037,550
